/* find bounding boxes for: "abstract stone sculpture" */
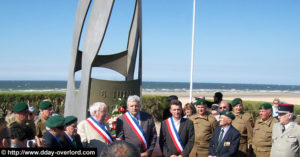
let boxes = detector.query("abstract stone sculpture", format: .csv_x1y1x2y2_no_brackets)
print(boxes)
64,0,142,121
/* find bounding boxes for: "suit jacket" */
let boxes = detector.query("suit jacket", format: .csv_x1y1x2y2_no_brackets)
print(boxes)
270,122,300,157
159,118,195,157
77,119,110,157
60,133,83,149
209,125,241,157
116,111,157,156
42,131,63,148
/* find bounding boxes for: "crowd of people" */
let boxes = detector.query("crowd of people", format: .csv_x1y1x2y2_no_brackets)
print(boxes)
0,93,300,157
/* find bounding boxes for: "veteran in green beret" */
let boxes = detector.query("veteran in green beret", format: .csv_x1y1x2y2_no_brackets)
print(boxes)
209,110,241,157
252,103,278,157
7,102,36,139
231,98,254,157
190,99,218,157
42,115,65,148
35,101,53,138
60,116,83,149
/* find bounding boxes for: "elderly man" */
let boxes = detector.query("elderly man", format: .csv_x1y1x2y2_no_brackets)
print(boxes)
231,98,253,157
252,103,278,157
100,141,140,157
78,102,112,157
35,101,53,138
270,104,300,157
209,111,241,157
116,95,157,157
159,99,194,157
42,115,65,148
8,102,35,139
219,101,230,112
61,116,83,149
190,99,217,157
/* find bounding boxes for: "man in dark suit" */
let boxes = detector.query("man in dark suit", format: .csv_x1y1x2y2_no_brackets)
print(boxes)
61,116,83,149
116,95,157,157
159,100,195,157
209,111,241,157
42,115,65,148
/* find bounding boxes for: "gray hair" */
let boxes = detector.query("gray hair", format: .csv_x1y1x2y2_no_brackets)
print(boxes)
100,140,140,157
127,95,141,105
89,102,107,116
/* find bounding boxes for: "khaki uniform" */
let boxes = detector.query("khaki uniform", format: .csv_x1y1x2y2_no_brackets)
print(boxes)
35,116,47,138
294,116,300,125
270,122,300,157
232,112,253,157
7,116,36,139
189,113,218,157
252,116,278,157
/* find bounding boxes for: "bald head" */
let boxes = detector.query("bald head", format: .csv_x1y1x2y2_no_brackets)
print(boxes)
219,101,230,111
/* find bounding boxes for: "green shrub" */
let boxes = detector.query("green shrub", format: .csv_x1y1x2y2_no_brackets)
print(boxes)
141,95,169,121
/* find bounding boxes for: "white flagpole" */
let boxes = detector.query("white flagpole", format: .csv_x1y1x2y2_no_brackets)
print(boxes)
189,0,196,103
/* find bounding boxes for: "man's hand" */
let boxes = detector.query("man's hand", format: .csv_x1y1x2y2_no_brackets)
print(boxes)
140,152,148,157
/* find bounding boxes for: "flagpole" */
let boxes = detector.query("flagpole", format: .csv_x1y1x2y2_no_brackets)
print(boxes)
189,0,196,103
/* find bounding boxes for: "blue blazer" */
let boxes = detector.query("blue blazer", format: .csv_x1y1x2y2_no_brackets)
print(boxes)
209,125,241,157
43,131,63,148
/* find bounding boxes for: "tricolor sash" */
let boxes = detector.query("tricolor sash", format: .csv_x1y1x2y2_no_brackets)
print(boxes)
86,116,113,144
123,111,148,151
166,117,184,154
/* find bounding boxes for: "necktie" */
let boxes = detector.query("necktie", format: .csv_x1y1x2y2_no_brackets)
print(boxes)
216,128,224,154
282,125,285,133
73,140,77,148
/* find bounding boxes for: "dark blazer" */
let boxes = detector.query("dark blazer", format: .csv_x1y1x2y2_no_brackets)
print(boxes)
159,118,195,157
60,133,83,149
116,111,157,156
209,125,241,157
42,131,63,148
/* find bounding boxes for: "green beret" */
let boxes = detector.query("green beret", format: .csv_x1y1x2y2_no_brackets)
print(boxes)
231,98,242,107
39,101,52,110
259,103,272,110
13,102,28,113
64,116,78,126
219,110,235,120
45,115,64,128
195,99,207,106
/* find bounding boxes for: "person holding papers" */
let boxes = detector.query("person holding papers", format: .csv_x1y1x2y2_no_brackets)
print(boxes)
116,95,157,157
159,99,195,157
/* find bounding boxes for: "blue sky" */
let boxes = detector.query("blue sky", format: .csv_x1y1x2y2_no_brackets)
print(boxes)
0,0,299,85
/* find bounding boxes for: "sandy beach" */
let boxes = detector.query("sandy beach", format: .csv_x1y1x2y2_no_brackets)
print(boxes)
144,92,300,105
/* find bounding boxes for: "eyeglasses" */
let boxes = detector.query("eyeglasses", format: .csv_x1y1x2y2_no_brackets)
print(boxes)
219,107,227,109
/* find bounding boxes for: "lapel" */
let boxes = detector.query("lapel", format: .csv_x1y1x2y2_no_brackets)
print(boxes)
221,125,233,144
282,122,295,137
178,118,185,136
64,134,74,146
140,112,145,129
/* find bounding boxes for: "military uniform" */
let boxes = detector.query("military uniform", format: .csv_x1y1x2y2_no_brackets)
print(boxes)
190,112,218,157
35,101,53,138
35,116,47,138
8,102,36,139
232,112,253,157
252,116,278,157
270,122,300,157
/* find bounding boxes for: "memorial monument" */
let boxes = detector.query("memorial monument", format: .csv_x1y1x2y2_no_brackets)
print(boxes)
64,0,142,121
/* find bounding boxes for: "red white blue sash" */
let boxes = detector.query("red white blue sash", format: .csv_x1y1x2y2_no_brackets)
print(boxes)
86,116,113,144
166,117,184,154
123,111,148,151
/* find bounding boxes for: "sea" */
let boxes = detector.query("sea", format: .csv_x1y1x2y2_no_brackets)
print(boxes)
0,81,300,93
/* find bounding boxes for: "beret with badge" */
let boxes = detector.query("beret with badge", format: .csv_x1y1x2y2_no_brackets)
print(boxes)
259,103,272,110
231,98,242,107
13,102,28,113
64,116,78,126
39,101,52,110
46,115,65,128
219,110,235,120
195,98,207,106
